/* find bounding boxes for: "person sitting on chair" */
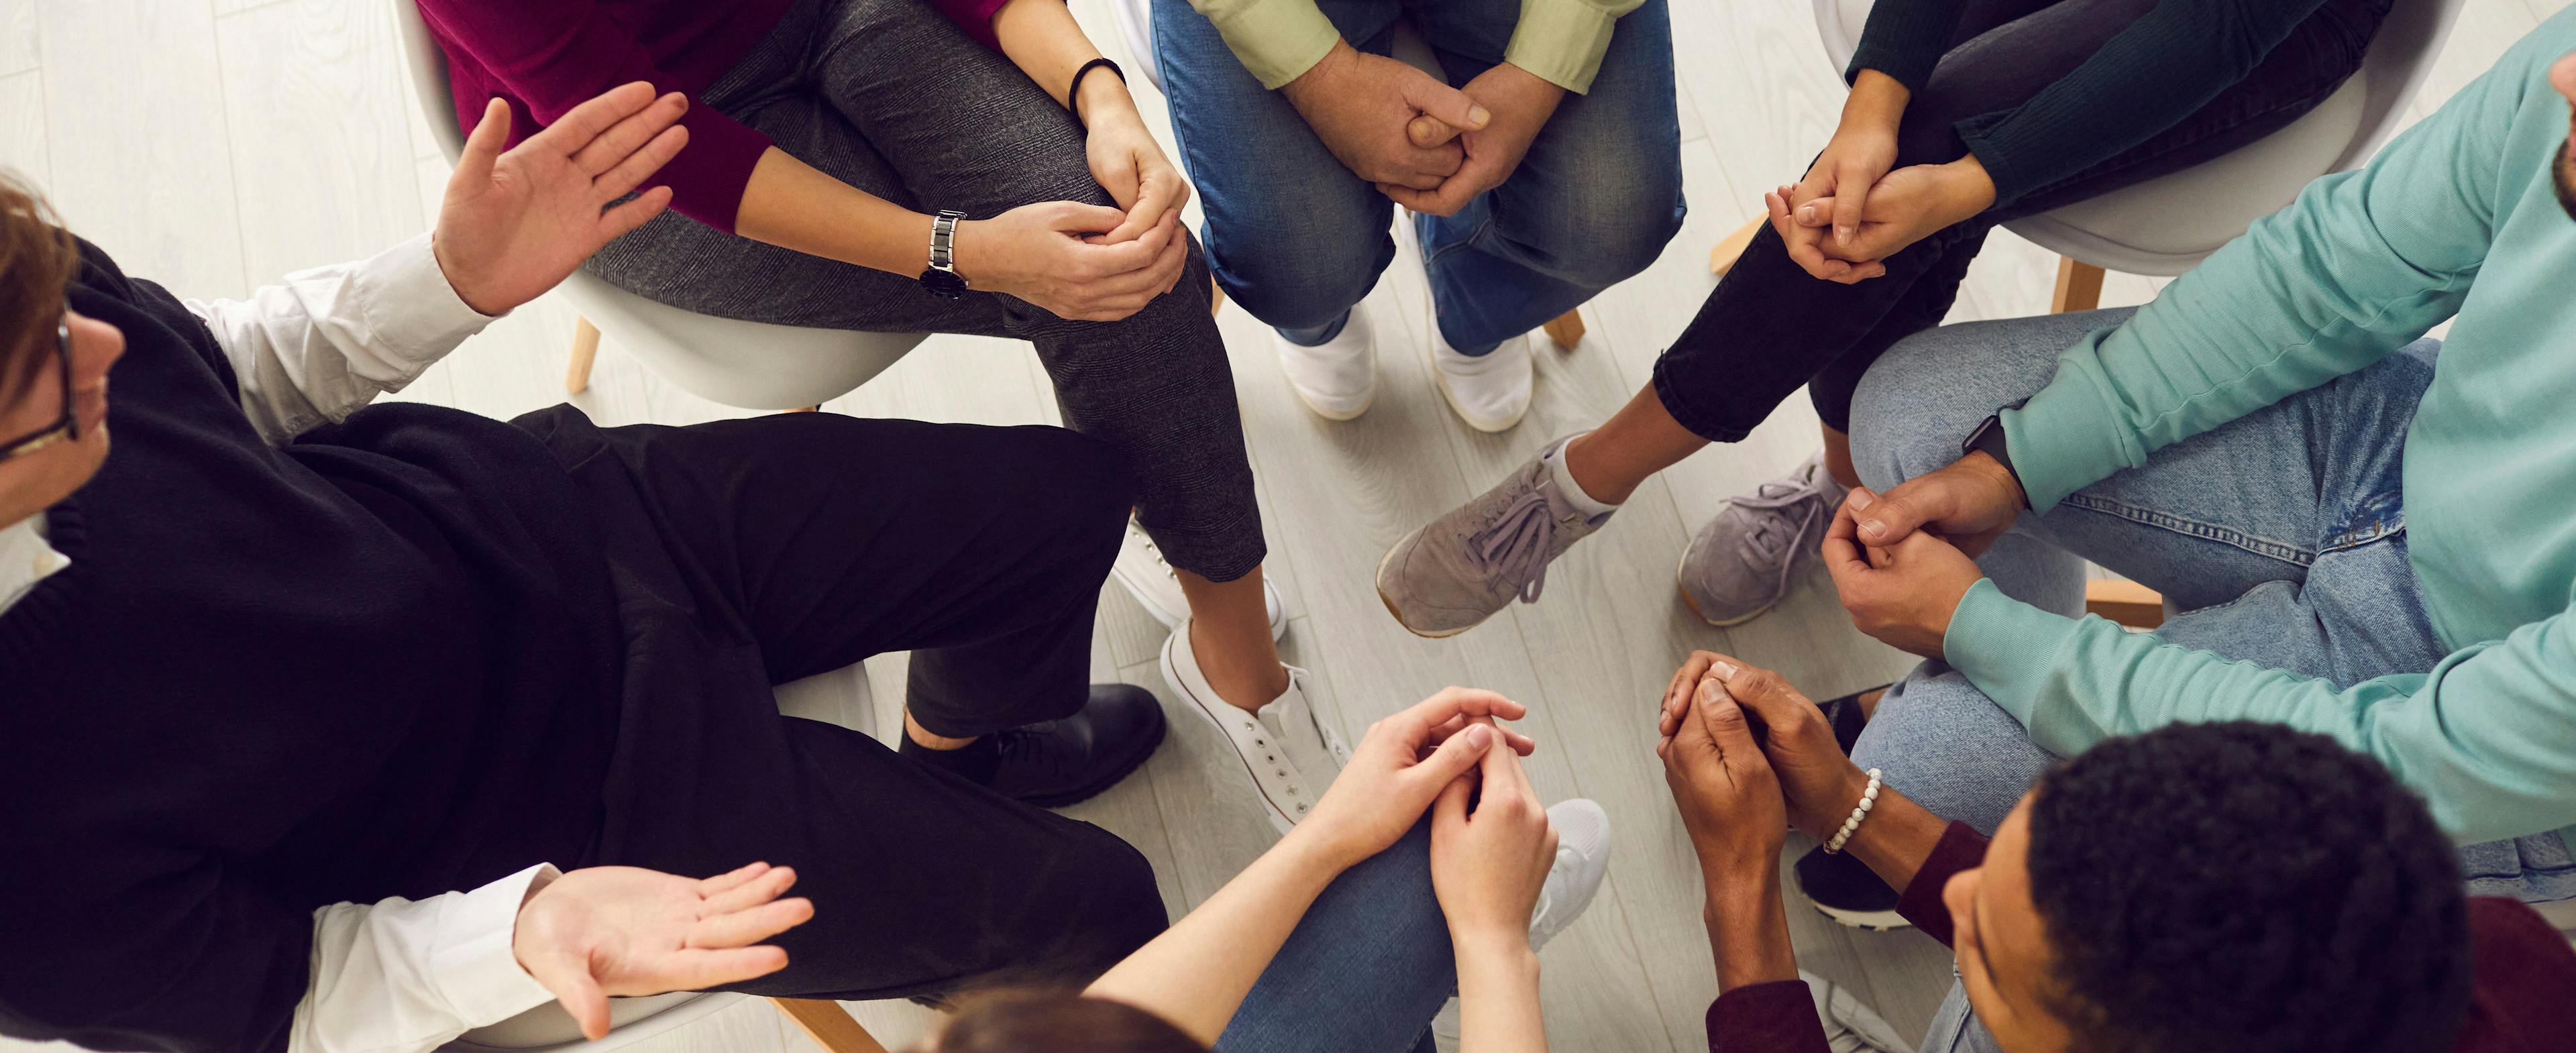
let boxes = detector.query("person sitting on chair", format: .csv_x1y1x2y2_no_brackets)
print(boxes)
1660,653,2576,1053
1150,0,1683,431
1375,0,2391,639
415,0,1332,836
1799,10,2576,931
0,85,1167,1053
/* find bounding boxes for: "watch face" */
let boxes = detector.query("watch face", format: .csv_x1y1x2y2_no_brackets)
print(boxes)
918,268,967,300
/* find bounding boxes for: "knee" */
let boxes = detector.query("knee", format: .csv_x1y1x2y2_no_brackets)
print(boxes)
1849,669,2053,835
1845,329,1979,492
1050,832,1167,976
1545,181,1686,291
1212,229,1386,332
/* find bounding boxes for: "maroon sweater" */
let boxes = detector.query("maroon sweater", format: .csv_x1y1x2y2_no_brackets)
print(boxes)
1705,824,2576,1052
414,0,1010,233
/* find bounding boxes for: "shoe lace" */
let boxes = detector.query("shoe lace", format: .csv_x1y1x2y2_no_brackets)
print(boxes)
1729,478,1823,561
1467,484,1562,604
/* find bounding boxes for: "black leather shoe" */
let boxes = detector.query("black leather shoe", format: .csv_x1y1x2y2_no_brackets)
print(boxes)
1794,844,1909,931
900,684,1167,807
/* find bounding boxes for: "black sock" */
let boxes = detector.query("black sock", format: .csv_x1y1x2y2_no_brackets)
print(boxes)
898,732,1003,785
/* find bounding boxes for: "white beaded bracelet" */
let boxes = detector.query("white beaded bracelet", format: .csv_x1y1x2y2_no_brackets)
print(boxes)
1821,768,1883,854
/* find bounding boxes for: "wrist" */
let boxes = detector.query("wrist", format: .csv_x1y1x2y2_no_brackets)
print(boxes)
1275,820,1370,875
1960,449,2026,511
1701,874,1797,989
1280,39,1354,110
1937,154,1998,215
1448,922,1537,961
1841,70,1910,133
1075,70,1137,128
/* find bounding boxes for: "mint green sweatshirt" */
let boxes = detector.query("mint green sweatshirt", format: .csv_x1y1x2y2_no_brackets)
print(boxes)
1951,9,2576,848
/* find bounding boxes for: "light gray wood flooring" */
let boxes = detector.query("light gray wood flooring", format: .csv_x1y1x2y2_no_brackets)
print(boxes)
0,0,2553,1049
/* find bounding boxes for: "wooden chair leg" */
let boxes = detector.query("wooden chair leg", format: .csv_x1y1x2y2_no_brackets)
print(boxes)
2084,578,2166,629
566,315,601,395
1542,310,1585,349
2051,257,2104,314
1709,215,1764,276
787,405,820,412
773,998,890,1053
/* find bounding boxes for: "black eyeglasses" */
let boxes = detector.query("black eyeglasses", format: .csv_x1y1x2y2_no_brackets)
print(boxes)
1,323,77,463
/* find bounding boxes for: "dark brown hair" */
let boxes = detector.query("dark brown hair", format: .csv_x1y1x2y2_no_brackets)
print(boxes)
921,991,1208,1053
0,169,76,408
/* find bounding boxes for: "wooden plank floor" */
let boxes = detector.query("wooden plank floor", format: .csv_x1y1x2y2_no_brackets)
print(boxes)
0,0,2550,1050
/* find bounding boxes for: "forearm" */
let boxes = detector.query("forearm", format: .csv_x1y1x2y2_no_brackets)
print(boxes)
732,148,936,277
1085,830,1349,1046
991,0,1130,121
1838,69,1911,135
1453,932,1546,1053
1830,780,1949,897
1701,861,1797,991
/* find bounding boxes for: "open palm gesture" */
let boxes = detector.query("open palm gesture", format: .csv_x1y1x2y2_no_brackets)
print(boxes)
513,861,814,1040
431,82,692,316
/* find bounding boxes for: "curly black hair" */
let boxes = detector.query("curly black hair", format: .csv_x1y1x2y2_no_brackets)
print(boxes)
2025,722,2472,1053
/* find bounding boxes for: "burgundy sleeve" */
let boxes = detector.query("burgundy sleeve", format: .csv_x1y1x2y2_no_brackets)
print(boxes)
1894,822,1990,948
415,0,774,233
2449,898,2576,1052
1706,981,1833,1053
930,0,1015,50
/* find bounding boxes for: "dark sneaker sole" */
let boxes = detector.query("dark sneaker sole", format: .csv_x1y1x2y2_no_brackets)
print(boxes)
1016,714,1169,810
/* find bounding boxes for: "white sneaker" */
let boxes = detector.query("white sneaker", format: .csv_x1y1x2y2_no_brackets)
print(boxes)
1426,301,1534,433
1112,516,1286,642
1274,311,1378,421
1160,620,1346,834
1434,799,1613,1042
1804,971,1915,1053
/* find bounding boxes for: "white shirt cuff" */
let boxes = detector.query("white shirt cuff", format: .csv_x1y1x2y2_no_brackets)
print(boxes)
353,233,503,370
430,863,560,1028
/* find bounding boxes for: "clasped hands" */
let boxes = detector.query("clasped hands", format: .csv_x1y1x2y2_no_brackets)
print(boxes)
1761,72,1997,286
1282,41,1562,217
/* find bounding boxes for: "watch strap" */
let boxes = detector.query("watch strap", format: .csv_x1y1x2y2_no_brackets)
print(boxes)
1962,411,2031,510
927,210,966,272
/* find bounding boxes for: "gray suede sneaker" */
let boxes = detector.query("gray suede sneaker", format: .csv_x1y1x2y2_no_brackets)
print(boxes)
1678,450,1849,626
1377,436,1613,637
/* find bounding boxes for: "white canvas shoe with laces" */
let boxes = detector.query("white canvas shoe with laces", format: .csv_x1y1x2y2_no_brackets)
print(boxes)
1112,516,1286,642
1161,620,1346,834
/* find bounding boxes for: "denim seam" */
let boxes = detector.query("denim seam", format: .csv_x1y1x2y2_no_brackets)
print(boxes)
1418,213,1498,270
2060,492,2314,565
2321,516,2404,553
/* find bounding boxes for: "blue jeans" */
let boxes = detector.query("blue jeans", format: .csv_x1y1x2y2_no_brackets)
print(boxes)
1150,0,1684,354
1844,309,2576,1051
1215,818,1451,1053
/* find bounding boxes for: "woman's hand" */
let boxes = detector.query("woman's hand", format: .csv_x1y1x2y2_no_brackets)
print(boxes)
1662,655,1869,842
1768,183,1884,284
1430,734,1556,948
513,862,813,1040
951,203,1188,321
1082,89,1193,245
1289,687,1539,871
1790,70,1909,247
1788,156,1997,267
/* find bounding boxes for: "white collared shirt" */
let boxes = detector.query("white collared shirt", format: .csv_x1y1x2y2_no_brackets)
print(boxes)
0,233,565,1053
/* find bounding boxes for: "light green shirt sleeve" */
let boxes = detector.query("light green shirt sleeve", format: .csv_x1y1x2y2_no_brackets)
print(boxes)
1998,20,2532,512
1187,0,1340,89
1943,580,2576,847
1503,0,1644,94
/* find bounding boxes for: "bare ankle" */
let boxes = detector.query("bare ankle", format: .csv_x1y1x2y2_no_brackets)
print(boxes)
1562,432,1641,506
904,709,978,751
1189,620,1289,713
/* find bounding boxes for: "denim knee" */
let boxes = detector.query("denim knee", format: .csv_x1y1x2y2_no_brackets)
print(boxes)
1846,309,2135,492
1849,667,2056,835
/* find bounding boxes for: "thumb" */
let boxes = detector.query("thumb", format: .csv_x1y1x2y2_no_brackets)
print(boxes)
456,98,511,186
1400,78,1489,137
1433,769,1475,830
1831,160,1873,247
1697,685,1762,761
1408,114,1462,148
1847,482,1933,546
1673,680,1719,753
1045,201,1130,235
1413,722,1495,791
523,948,612,1040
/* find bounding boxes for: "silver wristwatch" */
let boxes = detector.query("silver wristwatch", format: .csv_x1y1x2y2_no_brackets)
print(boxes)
918,209,968,299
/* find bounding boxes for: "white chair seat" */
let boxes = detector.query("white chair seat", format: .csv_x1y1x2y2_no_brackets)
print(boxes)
1813,0,2464,275
447,993,746,1052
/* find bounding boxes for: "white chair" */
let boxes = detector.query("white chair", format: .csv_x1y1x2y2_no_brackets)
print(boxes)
1810,0,2468,308
1107,0,1589,350
392,1,926,411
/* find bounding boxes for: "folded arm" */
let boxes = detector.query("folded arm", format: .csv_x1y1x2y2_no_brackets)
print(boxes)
1947,580,2576,844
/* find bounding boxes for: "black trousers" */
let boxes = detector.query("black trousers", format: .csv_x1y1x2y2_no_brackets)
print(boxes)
515,406,1165,1002
1650,0,2392,442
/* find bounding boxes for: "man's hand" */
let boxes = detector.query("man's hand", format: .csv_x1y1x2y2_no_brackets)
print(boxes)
433,83,690,317
1291,687,1539,869
1660,674,1786,877
1281,41,1489,190
1663,654,1872,842
1786,156,1996,268
1845,451,2025,553
1377,63,1562,217
1823,494,1987,657
514,862,814,1040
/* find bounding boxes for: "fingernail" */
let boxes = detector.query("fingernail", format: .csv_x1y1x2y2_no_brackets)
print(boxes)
1466,724,1492,747
1862,519,1884,539
1468,105,1491,126
1695,678,1718,702
1711,661,1737,681
1837,225,1856,244
1847,488,1875,510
